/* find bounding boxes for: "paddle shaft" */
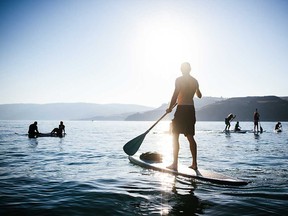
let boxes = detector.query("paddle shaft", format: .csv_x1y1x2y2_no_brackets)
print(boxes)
145,103,177,133
145,112,168,133
123,103,177,155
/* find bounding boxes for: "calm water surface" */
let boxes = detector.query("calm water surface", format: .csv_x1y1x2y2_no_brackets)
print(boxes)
0,120,287,215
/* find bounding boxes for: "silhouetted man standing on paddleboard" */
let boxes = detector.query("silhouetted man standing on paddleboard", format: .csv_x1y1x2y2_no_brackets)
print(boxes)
253,108,260,133
166,62,202,171
224,113,236,131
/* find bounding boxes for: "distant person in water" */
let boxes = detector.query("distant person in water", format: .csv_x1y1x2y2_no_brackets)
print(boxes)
51,121,65,137
234,121,241,132
275,122,282,131
28,121,39,138
166,62,202,171
224,113,236,131
253,109,260,132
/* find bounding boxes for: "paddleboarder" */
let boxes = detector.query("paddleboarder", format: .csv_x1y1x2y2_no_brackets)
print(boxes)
28,121,39,138
224,113,236,131
51,121,65,137
234,121,241,132
166,62,202,171
275,122,282,131
253,108,260,133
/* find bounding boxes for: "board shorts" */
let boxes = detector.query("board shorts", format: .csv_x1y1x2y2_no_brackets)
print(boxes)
225,118,230,125
172,105,196,136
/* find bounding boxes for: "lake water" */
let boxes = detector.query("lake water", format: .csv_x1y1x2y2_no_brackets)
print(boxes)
0,120,287,215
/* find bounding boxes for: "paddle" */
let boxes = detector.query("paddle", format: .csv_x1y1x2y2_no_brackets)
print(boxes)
259,122,263,133
123,104,176,156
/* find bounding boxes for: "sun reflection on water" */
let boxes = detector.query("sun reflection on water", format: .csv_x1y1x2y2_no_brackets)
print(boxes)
156,171,198,215
154,122,173,164
150,121,200,215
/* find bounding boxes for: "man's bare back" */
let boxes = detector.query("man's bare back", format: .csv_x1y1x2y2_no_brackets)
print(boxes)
176,74,201,105
168,73,202,110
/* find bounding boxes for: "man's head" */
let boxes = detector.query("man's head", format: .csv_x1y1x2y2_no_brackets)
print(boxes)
181,62,191,75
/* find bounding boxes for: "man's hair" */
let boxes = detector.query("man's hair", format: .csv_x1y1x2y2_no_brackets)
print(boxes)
181,62,191,74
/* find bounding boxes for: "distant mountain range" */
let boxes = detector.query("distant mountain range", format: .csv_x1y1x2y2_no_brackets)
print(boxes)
0,103,153,120
125,97,224,121
126,96,288,121
0,96,287,121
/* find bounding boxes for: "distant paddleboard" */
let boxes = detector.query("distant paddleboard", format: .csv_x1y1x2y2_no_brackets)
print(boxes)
223,130,248,134
37,133,63,137
24,133,65,138
129,154,248,186
275,129,282,133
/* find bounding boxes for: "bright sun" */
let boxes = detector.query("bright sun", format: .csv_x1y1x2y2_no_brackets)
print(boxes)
133,13,200,79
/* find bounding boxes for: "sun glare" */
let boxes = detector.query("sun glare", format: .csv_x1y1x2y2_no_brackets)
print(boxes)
154,122,173,163
129,12,202,106
133,13,200,79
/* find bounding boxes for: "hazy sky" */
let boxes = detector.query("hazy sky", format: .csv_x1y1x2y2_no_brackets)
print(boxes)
1,0,287,107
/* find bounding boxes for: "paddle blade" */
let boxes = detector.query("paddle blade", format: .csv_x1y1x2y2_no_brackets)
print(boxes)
260,126,263,133
123,132,147,156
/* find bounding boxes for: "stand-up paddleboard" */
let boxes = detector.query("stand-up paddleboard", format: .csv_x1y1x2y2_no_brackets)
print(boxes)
223,129,256,134
37,133,65,137
25,133,65,138
129,154,248,186
275,128,282,133
223,130,248,134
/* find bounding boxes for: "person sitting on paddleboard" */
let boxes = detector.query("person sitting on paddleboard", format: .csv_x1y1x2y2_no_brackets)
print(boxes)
234,121,241,132
224,113,236,131
51,121,65,137
275,122,282,131
166,62,202,171
28,121,39,138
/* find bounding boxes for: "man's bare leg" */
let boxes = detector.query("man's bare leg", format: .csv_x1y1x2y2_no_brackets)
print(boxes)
167,133,179,170
254,123,258,133
187,135,197,170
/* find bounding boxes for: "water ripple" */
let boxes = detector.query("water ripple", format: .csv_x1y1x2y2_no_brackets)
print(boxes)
0,121,287,215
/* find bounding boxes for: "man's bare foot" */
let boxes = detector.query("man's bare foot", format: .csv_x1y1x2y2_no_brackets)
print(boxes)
189,165,198,171
167,164,178,171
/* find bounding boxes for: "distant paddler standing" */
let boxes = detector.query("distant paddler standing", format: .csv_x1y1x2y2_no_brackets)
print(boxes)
224,113,236,131
253,108,260,133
